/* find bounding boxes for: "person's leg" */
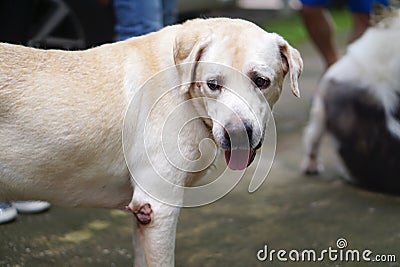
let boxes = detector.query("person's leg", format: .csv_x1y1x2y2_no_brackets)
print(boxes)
348,0,388,43
113,0,163,40
349,12,369,43
162,0,177,26
300,0,339,68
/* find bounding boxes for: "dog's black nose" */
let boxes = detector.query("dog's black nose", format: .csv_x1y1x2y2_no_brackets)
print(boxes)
223,121,253,150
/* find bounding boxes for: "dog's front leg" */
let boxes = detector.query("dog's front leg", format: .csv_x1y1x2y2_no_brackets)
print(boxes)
128,186,180,267
302,93,326,175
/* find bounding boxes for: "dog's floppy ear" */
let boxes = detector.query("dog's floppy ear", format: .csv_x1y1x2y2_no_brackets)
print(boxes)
275,35,303,98
173,26,211,93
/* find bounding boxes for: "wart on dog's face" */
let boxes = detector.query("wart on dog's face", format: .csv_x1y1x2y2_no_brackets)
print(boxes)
174,18,303,170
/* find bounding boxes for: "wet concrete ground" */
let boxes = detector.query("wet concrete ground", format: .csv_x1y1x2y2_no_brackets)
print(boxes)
1,17,400,267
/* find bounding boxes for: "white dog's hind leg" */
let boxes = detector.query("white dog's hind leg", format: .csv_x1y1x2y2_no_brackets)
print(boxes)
302,93,326,175
128,187,180,267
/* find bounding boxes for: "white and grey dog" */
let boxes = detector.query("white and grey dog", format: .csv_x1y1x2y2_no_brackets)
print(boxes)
302,6,400,193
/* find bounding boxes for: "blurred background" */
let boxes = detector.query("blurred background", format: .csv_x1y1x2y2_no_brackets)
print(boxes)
0,0,306,49
1,1,399,267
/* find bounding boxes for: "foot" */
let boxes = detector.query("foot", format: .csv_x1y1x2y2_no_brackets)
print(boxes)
0,202,17,224
11,201,51,214
301,157,324,175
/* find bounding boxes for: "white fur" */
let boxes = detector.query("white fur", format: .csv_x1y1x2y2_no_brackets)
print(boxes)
303,9,400,174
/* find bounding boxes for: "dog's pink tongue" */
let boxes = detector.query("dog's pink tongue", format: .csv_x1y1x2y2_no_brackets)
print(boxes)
224,149,251,170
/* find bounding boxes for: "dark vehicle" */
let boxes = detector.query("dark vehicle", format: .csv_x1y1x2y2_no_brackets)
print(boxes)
0,0,115,49
0,0,235,50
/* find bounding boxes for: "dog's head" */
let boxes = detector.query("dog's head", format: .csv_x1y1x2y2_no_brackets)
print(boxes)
174,18,303,170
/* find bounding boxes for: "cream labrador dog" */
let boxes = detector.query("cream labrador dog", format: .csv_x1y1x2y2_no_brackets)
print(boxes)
0,18,302,266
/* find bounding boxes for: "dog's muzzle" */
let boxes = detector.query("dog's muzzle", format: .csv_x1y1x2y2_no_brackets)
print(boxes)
221,122,262,170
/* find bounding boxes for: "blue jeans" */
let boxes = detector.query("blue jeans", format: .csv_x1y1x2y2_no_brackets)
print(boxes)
300,0,388,13
114,0,177,40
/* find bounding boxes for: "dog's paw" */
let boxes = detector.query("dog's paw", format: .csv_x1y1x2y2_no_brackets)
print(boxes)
301,157,324,175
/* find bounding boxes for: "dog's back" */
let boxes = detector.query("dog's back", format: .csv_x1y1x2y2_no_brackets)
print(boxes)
324,80,400,193
303,8,400,193
0,42,133,207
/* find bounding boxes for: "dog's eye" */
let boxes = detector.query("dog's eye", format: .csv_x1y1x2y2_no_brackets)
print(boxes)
207,80,222,91
254,77,271,89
